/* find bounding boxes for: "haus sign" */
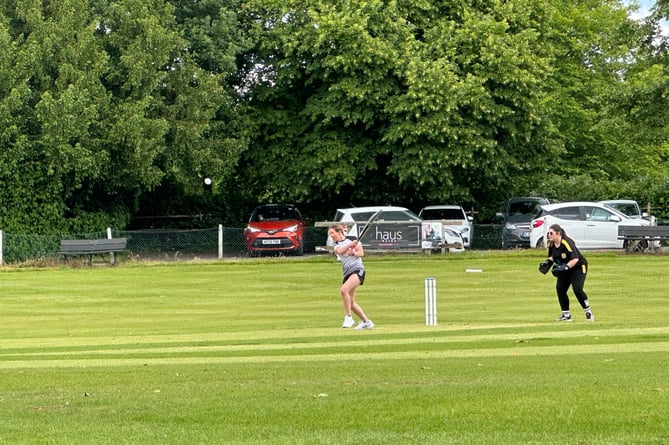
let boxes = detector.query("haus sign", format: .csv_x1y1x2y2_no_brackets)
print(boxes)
359,222,422,249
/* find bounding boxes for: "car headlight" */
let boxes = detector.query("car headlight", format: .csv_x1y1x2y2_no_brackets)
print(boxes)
245,226,261,233
505,222,517,230
443,227,461,237
284,224,299,232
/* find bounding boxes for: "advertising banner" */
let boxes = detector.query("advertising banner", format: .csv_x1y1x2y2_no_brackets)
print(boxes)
359,222,422,249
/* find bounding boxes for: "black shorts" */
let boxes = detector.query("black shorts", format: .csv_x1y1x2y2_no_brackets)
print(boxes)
343,269,365,285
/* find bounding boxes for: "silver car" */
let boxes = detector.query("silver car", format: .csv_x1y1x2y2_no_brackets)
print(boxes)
498,197,550,249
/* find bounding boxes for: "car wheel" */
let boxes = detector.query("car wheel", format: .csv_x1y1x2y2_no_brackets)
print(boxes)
536,238,546,248
624,239,647,252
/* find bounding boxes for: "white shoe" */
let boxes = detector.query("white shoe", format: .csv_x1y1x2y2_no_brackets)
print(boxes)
355,320,375,330
585,311,595,322
342,316,355,328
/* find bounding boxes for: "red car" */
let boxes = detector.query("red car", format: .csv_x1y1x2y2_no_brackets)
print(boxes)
244,204,306,255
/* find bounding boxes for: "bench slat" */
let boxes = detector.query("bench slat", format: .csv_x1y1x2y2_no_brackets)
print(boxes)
59,239,127,265
617,226,669,238
60,239,126,251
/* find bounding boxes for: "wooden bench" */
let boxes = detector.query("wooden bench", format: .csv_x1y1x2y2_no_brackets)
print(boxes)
422,240,464,255
60,238,127,265
617,226,669,253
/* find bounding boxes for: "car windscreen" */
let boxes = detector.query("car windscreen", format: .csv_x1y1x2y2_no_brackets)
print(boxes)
607,203,639,218
420,209,464,220
508,201,542,216
350,212,377,222
374,210,421,221
252,206,302,222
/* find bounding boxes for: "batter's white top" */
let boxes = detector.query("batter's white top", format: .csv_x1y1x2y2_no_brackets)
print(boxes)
334,238,364,275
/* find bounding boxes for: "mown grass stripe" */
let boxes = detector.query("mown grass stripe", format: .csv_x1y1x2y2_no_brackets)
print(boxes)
0,341,666,369
1,326,667,358
1,326,666,351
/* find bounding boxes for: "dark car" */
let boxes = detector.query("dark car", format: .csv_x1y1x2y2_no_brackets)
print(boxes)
244,204,306,255
498,197,550,249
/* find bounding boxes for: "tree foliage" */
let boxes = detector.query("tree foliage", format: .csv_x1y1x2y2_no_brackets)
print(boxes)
1,0,667,232
0,0,236,233
230,0,552,212
231,0,668,219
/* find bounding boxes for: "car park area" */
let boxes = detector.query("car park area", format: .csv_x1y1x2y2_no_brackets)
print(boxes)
530,201,651,249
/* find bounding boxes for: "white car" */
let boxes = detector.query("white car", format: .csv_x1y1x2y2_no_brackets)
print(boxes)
530,201,650,249
324,206,463,251
418,205,474,248
324,206,418,248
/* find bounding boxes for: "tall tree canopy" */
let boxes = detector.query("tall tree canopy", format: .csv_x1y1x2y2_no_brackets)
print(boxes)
0,0,235,232
0,0,667,231
231,0,667,219
232,0,554,211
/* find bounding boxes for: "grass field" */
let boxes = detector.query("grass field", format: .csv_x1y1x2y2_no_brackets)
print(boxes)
0,251,667,444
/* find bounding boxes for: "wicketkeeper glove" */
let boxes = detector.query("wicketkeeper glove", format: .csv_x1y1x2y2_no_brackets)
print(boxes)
538,260,553,275
551,263,569,277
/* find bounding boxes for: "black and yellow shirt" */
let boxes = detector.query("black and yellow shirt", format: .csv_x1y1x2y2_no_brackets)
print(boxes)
548,236,587,267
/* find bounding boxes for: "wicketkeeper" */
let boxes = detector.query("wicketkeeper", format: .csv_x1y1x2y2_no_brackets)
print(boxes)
538,223,594,322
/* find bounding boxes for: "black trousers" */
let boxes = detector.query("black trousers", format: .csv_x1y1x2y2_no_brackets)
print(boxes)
556,263,589,311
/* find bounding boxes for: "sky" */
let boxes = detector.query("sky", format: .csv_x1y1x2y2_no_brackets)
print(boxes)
625,0,668,35
632,0,655,16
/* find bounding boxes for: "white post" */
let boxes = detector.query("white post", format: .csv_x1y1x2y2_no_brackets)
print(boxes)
218,224,223,259
424,277,437,326
106,227,114,264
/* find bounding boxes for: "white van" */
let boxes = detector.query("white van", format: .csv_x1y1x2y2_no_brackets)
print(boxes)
324,206,420,248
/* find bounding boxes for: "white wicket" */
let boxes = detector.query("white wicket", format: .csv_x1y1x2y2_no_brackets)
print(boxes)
424,277,437,326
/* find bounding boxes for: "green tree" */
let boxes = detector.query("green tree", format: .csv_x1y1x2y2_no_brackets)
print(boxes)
135,0,251,226
0,0,232,233
230,0,668,220
606,0,668,213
